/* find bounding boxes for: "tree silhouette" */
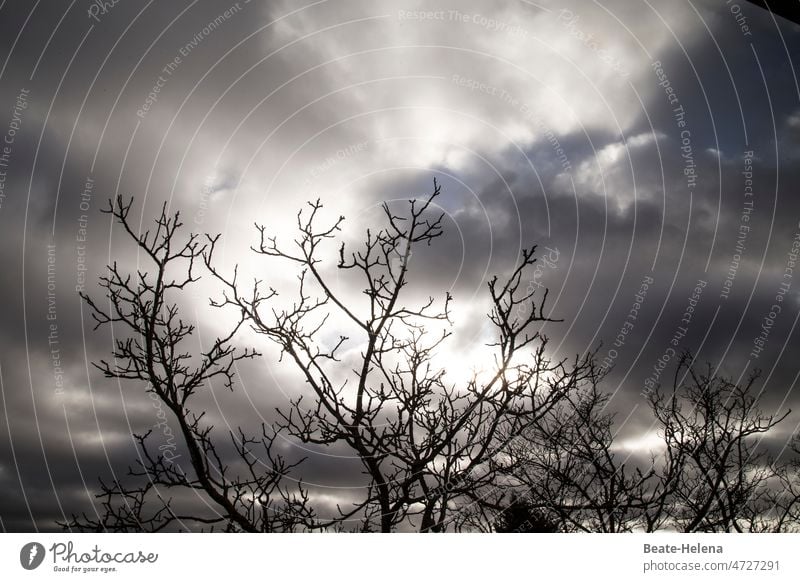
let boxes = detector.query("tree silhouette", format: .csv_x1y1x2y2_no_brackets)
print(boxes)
648,355,793,532
504,352,800,532
68,183,800,533
61,198,314,532
204,179,595,532
494,495,559,533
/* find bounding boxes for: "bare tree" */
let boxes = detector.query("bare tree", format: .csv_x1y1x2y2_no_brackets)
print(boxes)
504,374,663,532
63,198,314,532
767,439,800,532
72,188,800,534
205,180,596,532
649,355,791,532
503,351,798,533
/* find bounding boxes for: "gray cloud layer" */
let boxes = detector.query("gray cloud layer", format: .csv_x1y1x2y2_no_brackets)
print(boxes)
1,0,799,531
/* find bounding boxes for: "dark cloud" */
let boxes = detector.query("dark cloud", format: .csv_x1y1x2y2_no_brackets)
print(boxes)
1,0,799,531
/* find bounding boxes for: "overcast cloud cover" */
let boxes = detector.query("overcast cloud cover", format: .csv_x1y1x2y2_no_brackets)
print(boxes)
1,0,799,531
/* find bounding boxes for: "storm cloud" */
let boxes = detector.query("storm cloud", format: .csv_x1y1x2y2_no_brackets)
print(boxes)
1,0,799,531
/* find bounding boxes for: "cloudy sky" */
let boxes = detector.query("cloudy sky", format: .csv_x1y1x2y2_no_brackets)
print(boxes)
1,0,799,531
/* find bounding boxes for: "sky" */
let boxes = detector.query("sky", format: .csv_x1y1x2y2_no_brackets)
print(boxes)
1,0,799,531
